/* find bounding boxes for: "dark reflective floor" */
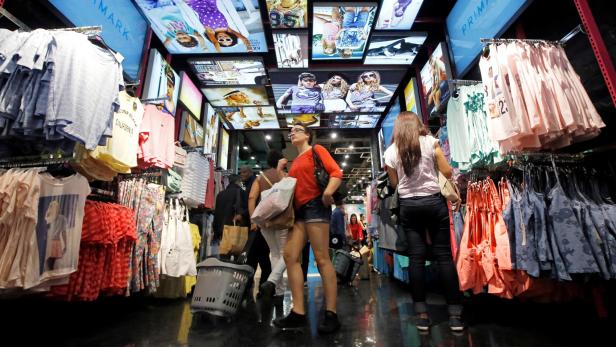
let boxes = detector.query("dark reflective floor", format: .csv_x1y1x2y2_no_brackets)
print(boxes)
2,273,613,346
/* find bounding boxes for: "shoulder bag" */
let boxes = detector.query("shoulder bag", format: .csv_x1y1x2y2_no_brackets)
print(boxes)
433,149,460,203
312,146,348,201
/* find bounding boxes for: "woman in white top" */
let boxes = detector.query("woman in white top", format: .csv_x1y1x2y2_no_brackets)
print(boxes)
384,112,464,332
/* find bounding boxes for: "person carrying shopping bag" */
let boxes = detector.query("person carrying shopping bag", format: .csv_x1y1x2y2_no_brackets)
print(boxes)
248,150,290,303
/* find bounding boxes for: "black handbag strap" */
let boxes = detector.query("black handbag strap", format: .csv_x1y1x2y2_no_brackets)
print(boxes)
312,146,325,171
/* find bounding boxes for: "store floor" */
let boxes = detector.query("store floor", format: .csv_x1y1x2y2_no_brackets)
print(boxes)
2,273,612,347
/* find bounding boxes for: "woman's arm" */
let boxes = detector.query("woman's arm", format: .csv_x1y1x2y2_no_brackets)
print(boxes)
346,84,359,110
248,179,260,231
379,85,394,96
248,178,260,217
385,165,398,188
205,28,221,52
276,88,292,108
227,27,253,52
434,143,453,179
194,31,206,49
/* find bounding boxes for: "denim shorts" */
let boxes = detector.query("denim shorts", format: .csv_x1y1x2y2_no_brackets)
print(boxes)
295,197,331,224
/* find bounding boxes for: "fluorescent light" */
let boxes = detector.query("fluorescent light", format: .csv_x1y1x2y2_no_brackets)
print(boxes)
349,145,354,149
265,134,272,140
243,146,248,150
331,132,337,139
342,162,347,167
255,164,260,168
250,156,255,160
345,154,349,159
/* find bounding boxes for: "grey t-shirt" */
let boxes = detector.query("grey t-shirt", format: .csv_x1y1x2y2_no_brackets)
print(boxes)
46,31,124,149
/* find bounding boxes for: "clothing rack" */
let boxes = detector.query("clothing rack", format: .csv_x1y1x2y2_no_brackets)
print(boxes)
480,24,586,47
504,152,585,164
50,25,102,36
448,79,482,86
0,152,75,168
120,171,163,178
480,37,561,45
559,24,585,45
141,96,169,104
0,7,31,31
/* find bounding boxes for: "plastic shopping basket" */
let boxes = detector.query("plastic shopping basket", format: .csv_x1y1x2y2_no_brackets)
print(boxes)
191,257,254,317
333,249,363,283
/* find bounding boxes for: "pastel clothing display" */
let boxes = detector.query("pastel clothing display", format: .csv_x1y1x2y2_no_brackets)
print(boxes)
0,170,90,291
479,41,605,152
446,84,502,171
90,91,145,172
138,105,176,169
0,29,123,156
180,152,212,208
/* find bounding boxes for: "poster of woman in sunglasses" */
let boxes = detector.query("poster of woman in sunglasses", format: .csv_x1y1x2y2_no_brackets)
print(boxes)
272,70,399,113
136,0,267,53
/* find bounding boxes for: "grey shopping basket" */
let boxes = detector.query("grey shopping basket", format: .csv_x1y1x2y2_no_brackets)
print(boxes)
333,249,363,283
191,257,255,317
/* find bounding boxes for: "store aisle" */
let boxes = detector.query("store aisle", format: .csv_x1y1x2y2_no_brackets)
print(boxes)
2,273,612,347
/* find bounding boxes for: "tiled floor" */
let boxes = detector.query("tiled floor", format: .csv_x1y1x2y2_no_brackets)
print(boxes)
2,273,612,346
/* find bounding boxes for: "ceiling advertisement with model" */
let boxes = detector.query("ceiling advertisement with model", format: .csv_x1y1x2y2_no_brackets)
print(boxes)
270,69,403,114
188,58,267,86
312,3,377,61
135,0,268,54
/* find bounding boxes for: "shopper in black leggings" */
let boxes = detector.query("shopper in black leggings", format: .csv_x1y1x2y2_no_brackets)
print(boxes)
383,112,464,332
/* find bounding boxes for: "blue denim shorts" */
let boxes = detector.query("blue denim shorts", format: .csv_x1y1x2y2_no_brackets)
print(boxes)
295,197,331,224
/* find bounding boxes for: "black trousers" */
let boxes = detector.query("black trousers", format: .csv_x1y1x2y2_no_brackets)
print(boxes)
399,194,462,311
247,230,272,289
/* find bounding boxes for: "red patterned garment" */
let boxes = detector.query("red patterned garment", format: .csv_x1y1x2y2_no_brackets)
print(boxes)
50,201,137,301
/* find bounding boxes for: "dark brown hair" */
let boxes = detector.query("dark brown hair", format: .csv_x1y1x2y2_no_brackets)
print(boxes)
350,213,358,224
393,112,427,177
294,123,313,144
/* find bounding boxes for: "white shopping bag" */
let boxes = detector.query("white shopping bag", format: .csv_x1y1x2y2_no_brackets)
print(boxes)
251,177,297,226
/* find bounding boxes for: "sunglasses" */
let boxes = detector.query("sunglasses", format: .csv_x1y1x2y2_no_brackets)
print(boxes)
361,73,376,78
302,78,316,82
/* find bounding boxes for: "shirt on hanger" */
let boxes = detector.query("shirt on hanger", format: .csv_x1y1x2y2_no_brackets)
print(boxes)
90,91,145,171
35,172,90,284
45,31,124,149
138,105,176,169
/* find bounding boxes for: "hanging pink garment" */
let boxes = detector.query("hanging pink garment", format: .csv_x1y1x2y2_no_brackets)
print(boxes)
204,159,216,209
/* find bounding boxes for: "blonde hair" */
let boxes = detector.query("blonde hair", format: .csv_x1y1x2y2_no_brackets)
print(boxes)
322,75,349,96
356,71,381,92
